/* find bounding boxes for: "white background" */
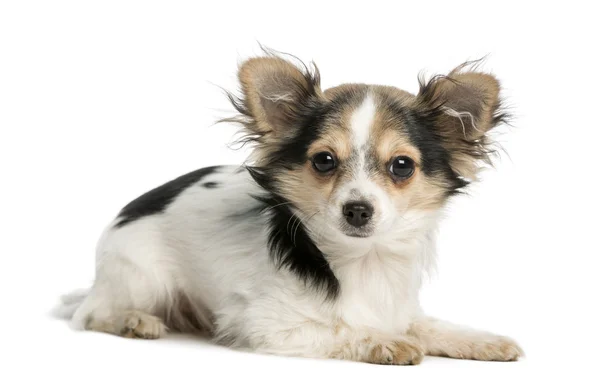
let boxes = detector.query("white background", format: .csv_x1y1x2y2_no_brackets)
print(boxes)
1,1,599,383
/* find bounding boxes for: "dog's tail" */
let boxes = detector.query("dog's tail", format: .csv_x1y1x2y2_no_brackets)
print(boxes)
52,288,90,320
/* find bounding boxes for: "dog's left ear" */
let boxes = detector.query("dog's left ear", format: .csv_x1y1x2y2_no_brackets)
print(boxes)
416,64,506,179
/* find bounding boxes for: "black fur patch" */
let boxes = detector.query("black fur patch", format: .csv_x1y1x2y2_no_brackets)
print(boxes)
115,166,221,228
203,181,219,189
405,110,468,195
267,87,368,169
379,96,468,195
248,167,340,299
225,87,354,298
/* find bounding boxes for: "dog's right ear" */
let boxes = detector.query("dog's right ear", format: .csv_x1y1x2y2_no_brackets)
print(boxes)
236,56,322,137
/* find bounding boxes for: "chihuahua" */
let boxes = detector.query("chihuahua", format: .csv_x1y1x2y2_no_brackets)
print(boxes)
56,52,522,365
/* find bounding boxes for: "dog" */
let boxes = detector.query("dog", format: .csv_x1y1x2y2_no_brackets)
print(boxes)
56,51,523,365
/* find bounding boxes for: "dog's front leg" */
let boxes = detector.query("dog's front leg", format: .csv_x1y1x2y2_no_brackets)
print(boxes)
252,327,424,365
329,334,425,365
408,317,523,361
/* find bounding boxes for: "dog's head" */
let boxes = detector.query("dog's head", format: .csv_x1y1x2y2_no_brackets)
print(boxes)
225,53,506,252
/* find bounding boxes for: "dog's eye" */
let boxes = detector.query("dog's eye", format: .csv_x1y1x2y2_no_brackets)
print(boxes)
312,152,337,173
389,156,415,180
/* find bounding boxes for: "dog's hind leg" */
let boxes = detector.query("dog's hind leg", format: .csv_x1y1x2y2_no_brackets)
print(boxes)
69,218,175,339
70,268,170,339
85,310,167,339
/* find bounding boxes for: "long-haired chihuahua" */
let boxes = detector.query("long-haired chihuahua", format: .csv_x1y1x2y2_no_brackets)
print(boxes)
56,51,522,365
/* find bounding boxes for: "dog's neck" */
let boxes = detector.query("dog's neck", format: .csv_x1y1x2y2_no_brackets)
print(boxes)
318,219,438,332
312,209,439,330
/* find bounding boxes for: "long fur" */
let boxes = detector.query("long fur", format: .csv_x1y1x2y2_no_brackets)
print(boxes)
55,52,523,365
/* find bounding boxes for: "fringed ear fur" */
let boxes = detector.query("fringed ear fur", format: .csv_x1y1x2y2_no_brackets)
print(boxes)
222,53,323,151
416,62,509,179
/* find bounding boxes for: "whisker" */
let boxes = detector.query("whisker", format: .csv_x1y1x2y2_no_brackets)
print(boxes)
292,210,320,246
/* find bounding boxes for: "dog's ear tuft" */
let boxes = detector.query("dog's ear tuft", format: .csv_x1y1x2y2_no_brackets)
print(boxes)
416,61,509,179
236,56,322,137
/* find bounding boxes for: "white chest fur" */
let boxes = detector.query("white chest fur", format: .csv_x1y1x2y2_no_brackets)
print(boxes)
332,244,424,334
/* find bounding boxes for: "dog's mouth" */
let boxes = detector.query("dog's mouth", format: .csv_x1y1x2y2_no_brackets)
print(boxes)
341,226,374,238
346,233,371,238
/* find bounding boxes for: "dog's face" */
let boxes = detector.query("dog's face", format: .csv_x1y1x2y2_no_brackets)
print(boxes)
229,55,504,246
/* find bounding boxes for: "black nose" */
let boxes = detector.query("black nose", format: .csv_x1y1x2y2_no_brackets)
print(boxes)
342,201,374,227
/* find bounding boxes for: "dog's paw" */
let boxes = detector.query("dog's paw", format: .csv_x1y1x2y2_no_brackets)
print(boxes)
367,340,425,365
119,311,167,339
452,336,523,362
474,336,523,361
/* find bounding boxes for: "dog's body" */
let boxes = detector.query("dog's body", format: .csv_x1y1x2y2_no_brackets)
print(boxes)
58,53,522,365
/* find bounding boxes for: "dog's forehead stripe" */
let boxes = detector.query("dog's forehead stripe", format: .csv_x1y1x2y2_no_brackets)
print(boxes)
349,94,376,150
